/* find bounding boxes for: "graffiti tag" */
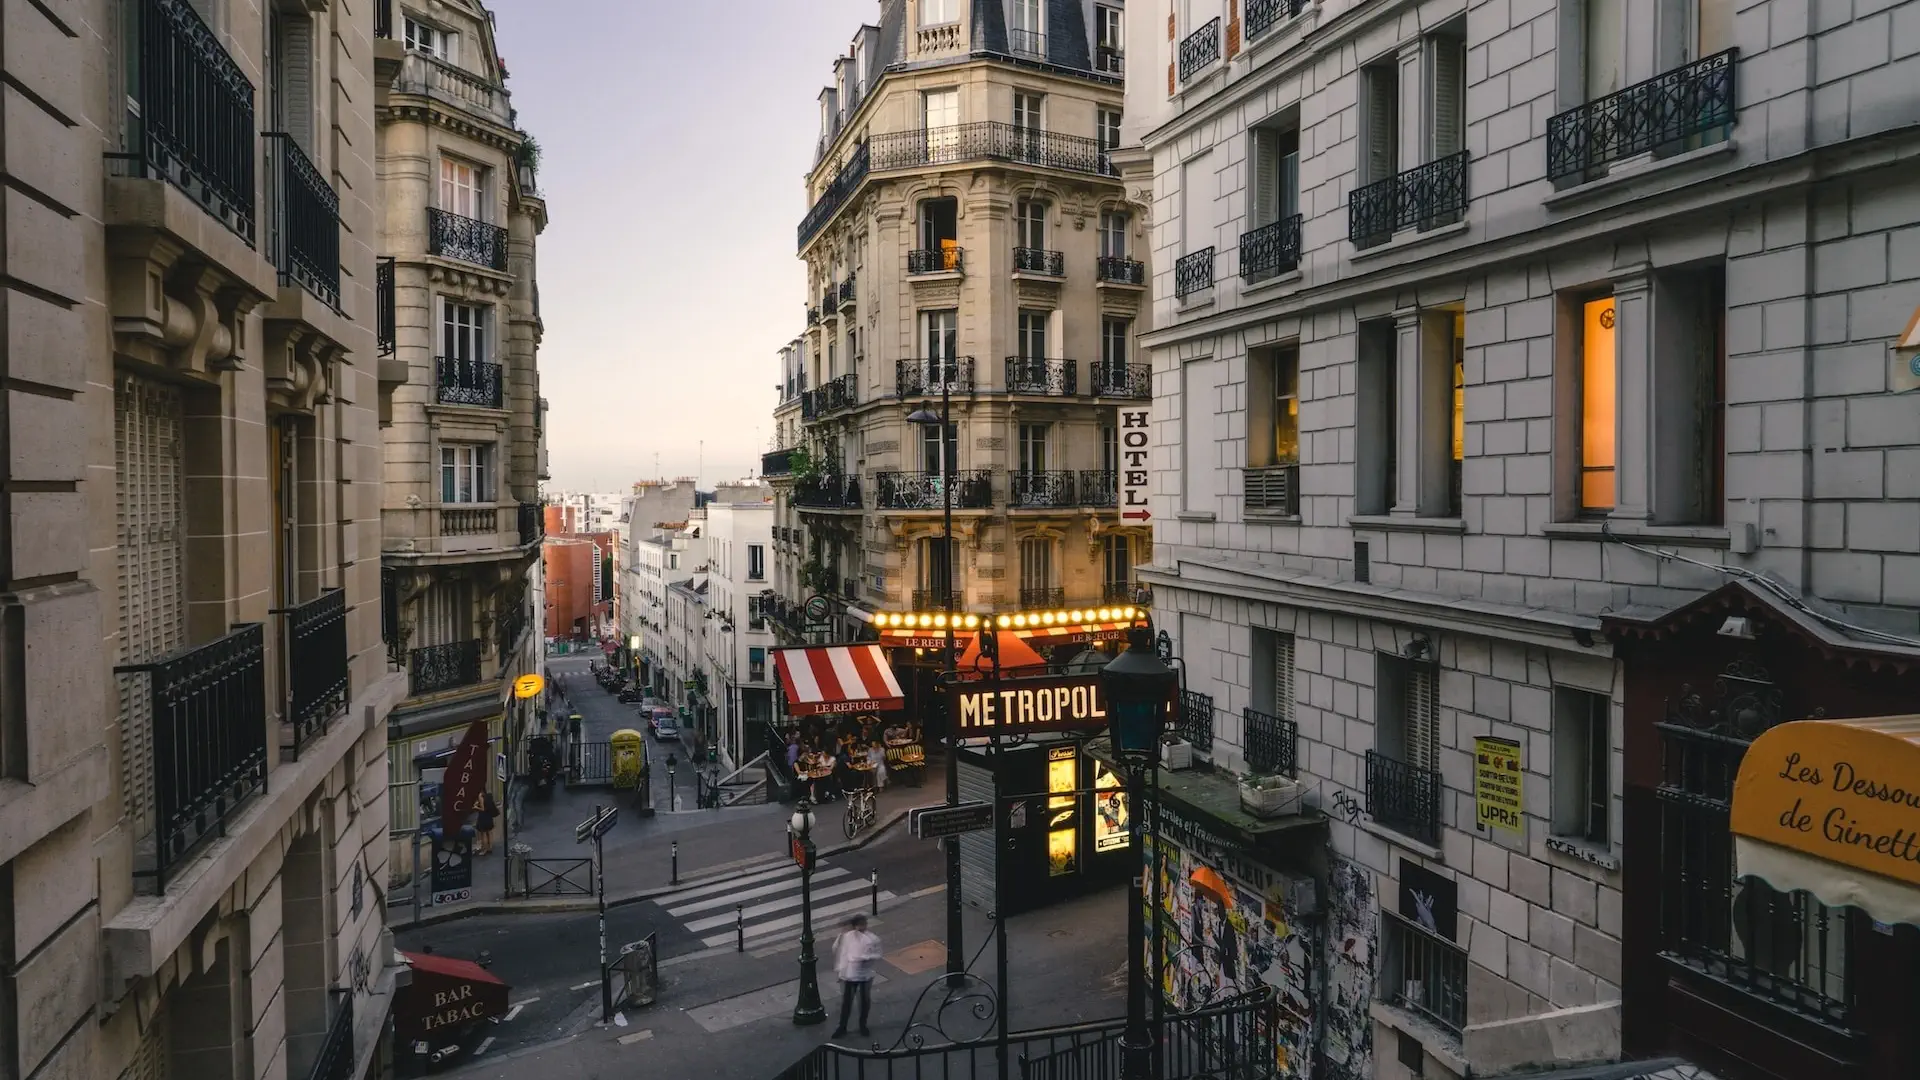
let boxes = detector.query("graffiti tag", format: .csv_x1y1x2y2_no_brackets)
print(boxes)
1331,789,1364,825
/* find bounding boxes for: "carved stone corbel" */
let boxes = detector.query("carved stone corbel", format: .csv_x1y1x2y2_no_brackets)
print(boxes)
108,232,258,375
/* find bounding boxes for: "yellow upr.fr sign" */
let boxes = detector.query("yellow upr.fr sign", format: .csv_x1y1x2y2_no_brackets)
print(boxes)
513,674,545,699
1474,736,1524,833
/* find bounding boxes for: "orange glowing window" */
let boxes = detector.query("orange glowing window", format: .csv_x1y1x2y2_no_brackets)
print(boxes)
1580,298,1617,512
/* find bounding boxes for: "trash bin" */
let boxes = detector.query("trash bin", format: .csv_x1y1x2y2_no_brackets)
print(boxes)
507,843,532,897
613,934,658,1008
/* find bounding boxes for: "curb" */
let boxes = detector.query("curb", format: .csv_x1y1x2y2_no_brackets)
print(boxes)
394,807,913,931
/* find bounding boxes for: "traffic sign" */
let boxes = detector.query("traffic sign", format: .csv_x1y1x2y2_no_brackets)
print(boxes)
910,801,993,840
575,806,619,844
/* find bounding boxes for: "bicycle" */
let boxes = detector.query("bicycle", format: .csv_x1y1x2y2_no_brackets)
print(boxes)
843,785,877,839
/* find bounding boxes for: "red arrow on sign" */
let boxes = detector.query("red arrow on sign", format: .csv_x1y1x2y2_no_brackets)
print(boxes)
1122,510,1151,521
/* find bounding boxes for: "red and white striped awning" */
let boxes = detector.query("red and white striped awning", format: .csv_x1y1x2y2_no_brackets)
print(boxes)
773,645,906,716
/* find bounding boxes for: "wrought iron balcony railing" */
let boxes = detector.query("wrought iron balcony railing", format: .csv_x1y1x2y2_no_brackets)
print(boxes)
875,470,995,510
798,142,871,250
1240,213,1303,281
1245,463,1300,516
409,639,483,696
1013,247,1065,275
1102,581,1151,606
1090,360,1151,399
1178,689,1215,751
912,587,957,612
1005,357,1076,396
870,122,1119,177
116,0,257,241
1366,750,1443,844
1547,49,1738,182
1019,587,1067,610
116,623,268,891
1096,47,1125,74
498,602,529,662
265,134,341,308
1178,17,1221,81
375,0,392,38
435,356,504,408
518,502,544,545
1010,471,1077,508
1008,28,1047,58
308,994,355,1080
1246,0,1311,40
795,474,862,509
820,287,837,315
1080,470,1118,507
1096,256,1146,285
1175,248,1215,298
839,275,857,306
908,247,964,274
821,373,859,414
279,589,348,758
897,357,975,397
427,206,509,270
762,448,798,477
1244,706,1299,777
377,257,397,356
1349,151,1469,250
807,305,821,326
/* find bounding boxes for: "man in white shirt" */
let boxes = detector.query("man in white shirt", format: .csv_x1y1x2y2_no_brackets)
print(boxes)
830,914,882,1038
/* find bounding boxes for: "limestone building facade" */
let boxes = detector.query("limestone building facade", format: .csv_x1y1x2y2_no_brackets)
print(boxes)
1121,0,1920,1077
2,0,402,1078
702,497,779,769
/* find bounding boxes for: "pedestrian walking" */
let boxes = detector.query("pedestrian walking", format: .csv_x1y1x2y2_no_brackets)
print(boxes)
866,740,887,791
830,914,882,1038
475,790,498,855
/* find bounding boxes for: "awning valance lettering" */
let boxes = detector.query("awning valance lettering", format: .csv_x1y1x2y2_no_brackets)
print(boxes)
773,645,906,716
395,950,510,1039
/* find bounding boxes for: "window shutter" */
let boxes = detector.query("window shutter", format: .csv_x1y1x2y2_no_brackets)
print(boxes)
279,14,315,149
1366,69,1396,182
1250,128,1277,229
116,376,188,841
1406,664,1438,770
1280,147,1300,219
1429,36,1465,160
1275,633,1295,721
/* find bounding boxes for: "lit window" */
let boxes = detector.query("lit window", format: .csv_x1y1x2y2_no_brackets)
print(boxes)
1580,297,1617,512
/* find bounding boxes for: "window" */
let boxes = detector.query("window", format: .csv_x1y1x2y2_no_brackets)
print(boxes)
921,309,958,370
1361,62,1399,185
1377,655,1439,771
919,537,953,597
1247,345,1300,467
442,301,487,362
440,158,485,220
919,421,957,475
1651,266,1726,525
1101,425,1119,474
1355,321,1397,515
918,197,958,256
1096,6,1123,70
1099,210,1129,260
1552,687,1611,845
1016,198,1047,250
1013,91,1044,133
1427,27,1466,161
266,9,315,149
923,89,959,161
1019,536,1053,592
1017,310,1048,360
404,17,456,61
1382,915,1468,1034
1101,317,1130,366
1018,423,1050,474
1577,296,1617,513
1180,359,1220,513
1248,125,1300,230
1101,534,1131,592
1097,108,1124,153
1180,152,1214,255
440,444,493,504
1009,0,1043,55
921,0,959,25
1250,629,1295,721
669,552,679,570
747,544,766,581
1583,0,1625,101
827,338,838,379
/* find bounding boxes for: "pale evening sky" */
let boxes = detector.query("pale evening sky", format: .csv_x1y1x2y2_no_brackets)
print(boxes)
493,0,879,492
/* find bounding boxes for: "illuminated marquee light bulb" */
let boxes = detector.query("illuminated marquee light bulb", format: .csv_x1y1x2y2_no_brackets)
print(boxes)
1123,606,1137,620
997,614,1012,629
1069,610,1084,623
1054,611,1069,626
964,614,980,629
1041,612,1057,626
1012,614,1029,628
1097,607,1113,621
934,614,948,628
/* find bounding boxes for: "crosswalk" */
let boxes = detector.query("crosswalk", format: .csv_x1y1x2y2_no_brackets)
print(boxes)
655,852,896,951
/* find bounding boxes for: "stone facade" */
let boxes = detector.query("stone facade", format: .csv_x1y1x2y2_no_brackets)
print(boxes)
703,499,779,766
1124,0,1920,1076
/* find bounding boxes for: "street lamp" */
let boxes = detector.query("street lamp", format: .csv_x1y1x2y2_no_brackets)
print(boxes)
906,371,963,978
1102,627,1177,1080
790,799,827,1026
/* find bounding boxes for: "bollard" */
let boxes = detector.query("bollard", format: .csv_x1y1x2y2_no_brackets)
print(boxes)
736,904,745,952
871,868,879,915
671,840,679,885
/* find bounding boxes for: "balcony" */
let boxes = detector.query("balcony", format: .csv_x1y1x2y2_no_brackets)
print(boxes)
519,502,544,545
762,448,799,477
909,247,964,274
427,207,509,270
377,257,397,356
1349,151,1469,251
1090,360,1151,399
897,357,976,397
912,587,958,611
1005,357,1076,396
799,142,871,250
392,51,512,125
1240,213,1303,282
1174,248,1215,298
1010,471,1077,508
265,134,341,308
1178,17,1221,82
839,275,857,307
440,506,497,536
115,623,269,891
280,589,348,758
117,0,257,241
435,356,504,408
1019,587,1066,610
875,470,994,510
1096,256,1146,285
1244,706,1299,777
820,373,859,415
869,122,1119,177
1547,50,1738,183
1008,27,1047,58
1177,689,1215,752
1013,247,1065,276
795,473,862,510
1366,750,1442,845
1079,470,1118,507
1246,0,1310,41
1102,581,1149,606
409,640,483,697
1096,47,1125,75
1245,464,1300,516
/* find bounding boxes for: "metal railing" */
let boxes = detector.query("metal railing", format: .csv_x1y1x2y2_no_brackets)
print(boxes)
308,994,355,1080
117,623,269,891
1244,706,1298,777
427,206,509,270
519,502,543,545
1178,17,1222,81
870,122,1119,176
1245,464,1300,516
1013,247,1065,275
1386,914,1469,1033
497,602,529,661
908,246,965,273
1096,47,1125,74
408,640,482,696
376,257,397,355
1102,582,1145,606
1005,357,1076,395
265,134,341,308
912,587,956,611
1365,750,1442,844
1020,587,1067,609
281,589,348,758
762,448,798,477
1090,360,1151,398
1240,213,1303,282
1010,471,1077,508
820,373,859,414
1007,27,1047,58
897,357,975,397
1547,49,1738,182
806,306,821,327
571,741,614,785
441,506,495,535
375,0,392,38
523,857,593,896
1096,256,1146,285
795,474,862,509
1079,470,1117,507
1178,689,1214,752
1349,150,1469,250
1246,0,1311,40
1174,248,1215,298
799,142,871,250
435,356,504,408
121,0,258,241
876,470,994,510
839,275,857,305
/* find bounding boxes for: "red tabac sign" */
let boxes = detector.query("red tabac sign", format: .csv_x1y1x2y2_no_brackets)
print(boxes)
439,720,492,833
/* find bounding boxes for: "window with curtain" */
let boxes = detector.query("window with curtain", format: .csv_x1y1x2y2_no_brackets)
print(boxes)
440,157,485,219
1361,63,1399,185
442,301,487,362
919,422,957,475
1579,297,1617,513
440,444,493,504
918,537,953,596
1018,423,1050,474
1018,310,1047,360
1101,534,1131,591
1017,199,1047,250
1018,536,1053,592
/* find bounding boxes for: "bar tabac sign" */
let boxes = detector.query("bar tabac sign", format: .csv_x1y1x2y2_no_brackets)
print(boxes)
952,675,1109,736
1731,717,1920,887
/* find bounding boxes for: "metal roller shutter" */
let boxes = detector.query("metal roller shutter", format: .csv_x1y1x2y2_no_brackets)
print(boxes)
116,375,187,839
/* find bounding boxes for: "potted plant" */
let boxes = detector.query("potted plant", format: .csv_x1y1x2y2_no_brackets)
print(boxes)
1160,730,1193,771
1239,771,1304,819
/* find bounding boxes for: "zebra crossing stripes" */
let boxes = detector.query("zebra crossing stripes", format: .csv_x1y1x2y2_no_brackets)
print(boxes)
652,852,896,950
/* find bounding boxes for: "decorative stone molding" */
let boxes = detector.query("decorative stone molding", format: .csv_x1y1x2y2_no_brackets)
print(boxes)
264,320,343,413
912,279,961,305
1015,279,1062,306
426,262,514,294
107,232,265,377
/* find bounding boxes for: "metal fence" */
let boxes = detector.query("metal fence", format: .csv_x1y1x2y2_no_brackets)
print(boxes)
571,741,614,785
523,857,593,897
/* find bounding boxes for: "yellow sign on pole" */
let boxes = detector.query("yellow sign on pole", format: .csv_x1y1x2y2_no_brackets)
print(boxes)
1473,735,1524,833
513,674,546,699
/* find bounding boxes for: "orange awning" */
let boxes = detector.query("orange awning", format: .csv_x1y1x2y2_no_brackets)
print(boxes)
956,630,1048,677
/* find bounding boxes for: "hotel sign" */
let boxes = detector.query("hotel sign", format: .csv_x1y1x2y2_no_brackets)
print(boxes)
952,675,1110,736
1732,718,1920,888
1119,406,1152,523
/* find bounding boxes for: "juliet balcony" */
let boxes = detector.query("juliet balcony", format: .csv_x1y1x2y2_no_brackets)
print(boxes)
875,470,995,511
427,207,509,271
1079,470,1118,508
1546,50,1738,184
1009,471,1077,509
435,356,504,408
265,133,341,308
1005,357,1076,396
897,357,976,398
1240,214,1303,283
1175,248,1215,298
909,246,965,274
1090,360,1151,399
1366,749,1443,845
409,640,484,697
1246,0,1311,41
1348,151,1469,251
1096,256,1146,286
1178,17,1221,82
1013,247,1065,276
277,589,348,759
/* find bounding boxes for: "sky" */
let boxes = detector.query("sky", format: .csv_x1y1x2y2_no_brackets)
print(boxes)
493,0,880,493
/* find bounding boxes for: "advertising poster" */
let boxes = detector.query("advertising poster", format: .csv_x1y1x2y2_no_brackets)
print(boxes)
1472,735,1524,833
1048,746,1078,876
430,828,474,905
1092,761,1129,853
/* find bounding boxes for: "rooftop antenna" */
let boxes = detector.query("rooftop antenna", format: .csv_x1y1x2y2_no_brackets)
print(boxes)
654,452,661,482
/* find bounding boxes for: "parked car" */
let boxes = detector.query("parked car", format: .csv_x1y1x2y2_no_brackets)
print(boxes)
653,717,679,742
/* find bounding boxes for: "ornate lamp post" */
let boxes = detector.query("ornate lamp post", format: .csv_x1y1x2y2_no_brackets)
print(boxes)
906,381,963,977
1101,628,1177,1080
790,798,827,1026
